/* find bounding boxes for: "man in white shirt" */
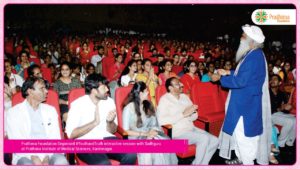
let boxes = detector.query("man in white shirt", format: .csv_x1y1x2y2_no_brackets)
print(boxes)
6,77,68,165
91,46,105,67
66,73,136,165
91,46,106,74
157,77,218,165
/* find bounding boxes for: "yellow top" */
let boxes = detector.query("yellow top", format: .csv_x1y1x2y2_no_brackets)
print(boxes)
136,73,158,107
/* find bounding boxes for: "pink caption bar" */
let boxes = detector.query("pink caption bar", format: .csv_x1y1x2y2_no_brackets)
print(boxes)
4,139,188,153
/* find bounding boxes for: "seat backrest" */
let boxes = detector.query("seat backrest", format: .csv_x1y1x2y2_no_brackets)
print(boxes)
40,67,52,84
23,67,52,84
153,65,159,74
190,82,223,115
155,85,167,105
68,88,86,109
115,85,133,127
11,90,63,138
102,56,115,79
172,65,183,75
29,58,41,66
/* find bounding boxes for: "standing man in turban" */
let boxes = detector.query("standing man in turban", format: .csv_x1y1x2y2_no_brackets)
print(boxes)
212,25,272,165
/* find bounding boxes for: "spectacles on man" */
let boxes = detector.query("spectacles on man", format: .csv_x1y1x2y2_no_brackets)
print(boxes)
172,83,183,88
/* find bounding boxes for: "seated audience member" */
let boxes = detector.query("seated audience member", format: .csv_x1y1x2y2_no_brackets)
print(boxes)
41,54,52,68
180,60,200,95
172,54,181,66
91,45,105,68
158,60,178,86
6,77,68,165
85,63,96,76
65,73,136,165
15,50,34,78
278,61,295,94
223,60,232,71
5,59,24,91
107,53,125,100
71,63,85,84
79,42,92,65
197,61,206,80
122,81,178,165
201,62,216,82
53,62,81,123
27,64,43,78
136,59,143,74
120,60,137,86
269,74,296,148
136,59,159,107
157,77,218,164
153,54,165,66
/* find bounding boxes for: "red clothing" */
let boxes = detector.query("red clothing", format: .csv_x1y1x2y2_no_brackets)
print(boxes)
102,56,115,79
4,39,14,55
158,72,177,86
80,51,92,65
180,73,200,94
289,88,296,115
108,63,125,81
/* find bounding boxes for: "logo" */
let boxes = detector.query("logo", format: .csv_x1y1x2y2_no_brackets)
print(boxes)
255,10,268,23
252,9,295,25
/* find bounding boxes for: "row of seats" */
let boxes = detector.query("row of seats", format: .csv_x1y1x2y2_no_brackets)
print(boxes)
10,82,228,165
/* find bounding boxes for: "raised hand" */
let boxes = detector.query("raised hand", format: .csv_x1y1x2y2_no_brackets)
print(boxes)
217,69,230,76
211,73,221,82
106,110,117,123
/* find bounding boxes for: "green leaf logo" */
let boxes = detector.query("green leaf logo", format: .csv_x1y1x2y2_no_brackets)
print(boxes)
255,10,268,23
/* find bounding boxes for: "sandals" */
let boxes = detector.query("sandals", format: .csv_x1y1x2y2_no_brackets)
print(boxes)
225,157,243,165
271,148,280,155
269,153,279,164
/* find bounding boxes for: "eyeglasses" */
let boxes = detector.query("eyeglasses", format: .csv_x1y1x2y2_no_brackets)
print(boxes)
172,83,183,88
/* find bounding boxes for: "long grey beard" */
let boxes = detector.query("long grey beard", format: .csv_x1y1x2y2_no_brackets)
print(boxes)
235,41,251,63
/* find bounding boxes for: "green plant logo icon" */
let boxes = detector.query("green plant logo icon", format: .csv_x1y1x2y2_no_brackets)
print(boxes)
255,10,268,23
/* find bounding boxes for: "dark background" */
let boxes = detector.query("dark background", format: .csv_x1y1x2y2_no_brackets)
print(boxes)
4,4,296,42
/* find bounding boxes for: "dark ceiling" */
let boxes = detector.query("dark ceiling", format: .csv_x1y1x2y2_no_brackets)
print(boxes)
4,4,296,41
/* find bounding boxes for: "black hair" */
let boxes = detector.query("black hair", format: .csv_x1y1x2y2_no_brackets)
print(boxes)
270,74,282,82
21,76,45,98
86,63,95,70
27,64,41,77
4,75,9,85
114,53,123,59
183,60,197,74
58,61,72,78
123,81,155,128
158,59,172,74
98,45,104,50
71,63,82,70
165,77,177,93
118,60,137,86
142,58,152,66
84,73,108,95
19,50,30,58
157,54,164,58
282,61,292,83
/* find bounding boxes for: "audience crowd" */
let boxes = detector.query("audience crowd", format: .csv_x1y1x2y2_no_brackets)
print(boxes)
4,28,296,165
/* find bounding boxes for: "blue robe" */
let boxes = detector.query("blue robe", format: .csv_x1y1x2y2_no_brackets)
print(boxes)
220,49,266,137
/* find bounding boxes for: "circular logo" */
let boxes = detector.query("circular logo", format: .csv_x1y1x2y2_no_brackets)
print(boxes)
255,10,268,23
